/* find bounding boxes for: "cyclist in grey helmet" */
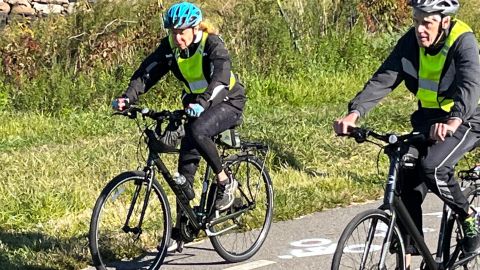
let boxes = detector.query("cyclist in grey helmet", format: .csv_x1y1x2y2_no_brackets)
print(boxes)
334,0,480,266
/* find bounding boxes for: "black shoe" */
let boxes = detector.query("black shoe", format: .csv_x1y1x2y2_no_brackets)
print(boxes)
389,239,420,256
405,245,421,256
462,213,480,255
215,178,238,211
171,227,181,241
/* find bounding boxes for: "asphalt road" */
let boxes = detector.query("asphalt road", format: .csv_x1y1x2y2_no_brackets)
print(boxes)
86,193,447,270
160,194,444,270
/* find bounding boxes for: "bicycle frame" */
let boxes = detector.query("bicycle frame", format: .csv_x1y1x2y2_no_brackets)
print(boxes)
122,123,258,242
377,142,476,270
90,106,273,269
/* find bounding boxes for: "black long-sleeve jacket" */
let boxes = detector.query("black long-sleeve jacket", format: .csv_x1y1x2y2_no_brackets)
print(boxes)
123,32,246,111
348,22,480,130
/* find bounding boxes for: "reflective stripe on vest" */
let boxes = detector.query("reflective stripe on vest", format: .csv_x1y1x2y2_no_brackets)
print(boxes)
169,32,236,94
416,19,473,112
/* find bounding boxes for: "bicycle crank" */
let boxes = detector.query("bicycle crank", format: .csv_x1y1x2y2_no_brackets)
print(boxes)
180,216,198,243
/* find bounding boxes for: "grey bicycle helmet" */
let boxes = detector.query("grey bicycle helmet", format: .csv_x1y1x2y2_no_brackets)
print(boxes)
410,0,460,15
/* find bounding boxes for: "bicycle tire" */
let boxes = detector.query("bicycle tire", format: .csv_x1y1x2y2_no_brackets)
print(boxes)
442,185,480,269
89,171,172,270
209,155,274,262
331,208,406,270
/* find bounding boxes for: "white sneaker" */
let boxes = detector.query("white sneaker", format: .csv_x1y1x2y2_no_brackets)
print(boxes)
215,178,238,211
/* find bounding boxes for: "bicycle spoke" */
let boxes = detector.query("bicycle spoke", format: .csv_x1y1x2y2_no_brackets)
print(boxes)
210,156,273,262
332,209,404,270
89,172,170,270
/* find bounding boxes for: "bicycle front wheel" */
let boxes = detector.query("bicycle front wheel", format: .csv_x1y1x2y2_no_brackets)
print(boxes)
89,171,171,270
209,155,274,262
331,208,405,270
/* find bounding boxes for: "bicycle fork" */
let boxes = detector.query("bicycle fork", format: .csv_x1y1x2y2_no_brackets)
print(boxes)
356,210,400,270
122,166,155,238
378,212,401,270
435,204,453,265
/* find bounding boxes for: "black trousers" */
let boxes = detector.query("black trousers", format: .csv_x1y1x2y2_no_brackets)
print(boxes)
400,123,480,254
178,102,242,186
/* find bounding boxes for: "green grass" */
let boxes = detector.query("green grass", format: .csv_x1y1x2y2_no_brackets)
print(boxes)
0,84,433,269
1,0,480,268
2,73,480,270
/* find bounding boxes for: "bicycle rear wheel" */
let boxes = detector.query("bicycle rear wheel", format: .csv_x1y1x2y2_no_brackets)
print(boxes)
331,208,405,270
89,171,171,270
442,185,480,269
209,155,274,262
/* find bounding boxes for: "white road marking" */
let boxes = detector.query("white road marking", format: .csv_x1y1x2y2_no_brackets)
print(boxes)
423,227,435,233
278,255,293,259
423,211,442,218
290,238,332,248
223,260,276,270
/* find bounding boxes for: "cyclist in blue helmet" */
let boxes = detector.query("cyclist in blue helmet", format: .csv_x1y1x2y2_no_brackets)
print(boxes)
163,1,202,30
112,2,246,216
334,0,480,266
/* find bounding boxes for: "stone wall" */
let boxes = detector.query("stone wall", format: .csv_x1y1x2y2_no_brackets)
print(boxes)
0,0,80,27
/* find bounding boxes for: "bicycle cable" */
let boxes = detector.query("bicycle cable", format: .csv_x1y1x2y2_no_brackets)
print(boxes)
134,117,148,167
376,146,383,178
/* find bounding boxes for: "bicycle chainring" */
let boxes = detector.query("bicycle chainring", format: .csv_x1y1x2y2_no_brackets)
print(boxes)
180,217,198,243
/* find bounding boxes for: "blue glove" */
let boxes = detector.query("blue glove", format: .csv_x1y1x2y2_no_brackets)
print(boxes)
112,97,129,111
185,103,204,117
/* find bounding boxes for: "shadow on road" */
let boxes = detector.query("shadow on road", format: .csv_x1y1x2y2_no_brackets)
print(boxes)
163,246,228,267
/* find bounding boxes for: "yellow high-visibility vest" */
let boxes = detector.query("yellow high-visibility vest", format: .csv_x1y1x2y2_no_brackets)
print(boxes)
416,19,473,112
169,32,236,94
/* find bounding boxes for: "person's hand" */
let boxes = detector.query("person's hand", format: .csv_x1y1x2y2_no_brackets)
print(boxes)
333,112,359,135
185,103,204,118
429,118,461,141
112,97,129,111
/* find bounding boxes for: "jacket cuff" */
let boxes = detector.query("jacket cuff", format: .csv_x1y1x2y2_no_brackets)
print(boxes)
196,98,209,110
449,112,465,122
348,104,365,117
349,110,361,118
123,91,135,104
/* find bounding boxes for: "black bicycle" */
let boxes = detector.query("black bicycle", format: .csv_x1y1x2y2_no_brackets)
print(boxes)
88,106,274,270
331,127,480,270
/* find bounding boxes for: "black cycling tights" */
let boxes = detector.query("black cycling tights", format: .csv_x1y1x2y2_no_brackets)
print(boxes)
178,102,242,184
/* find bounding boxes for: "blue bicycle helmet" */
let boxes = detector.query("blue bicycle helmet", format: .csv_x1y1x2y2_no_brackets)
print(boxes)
164,2,202,29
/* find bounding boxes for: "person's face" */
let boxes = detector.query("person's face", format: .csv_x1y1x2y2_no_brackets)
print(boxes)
413,10,450,48
171,27,198,50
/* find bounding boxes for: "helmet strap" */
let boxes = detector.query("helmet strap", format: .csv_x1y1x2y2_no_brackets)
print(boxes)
428,15,449,50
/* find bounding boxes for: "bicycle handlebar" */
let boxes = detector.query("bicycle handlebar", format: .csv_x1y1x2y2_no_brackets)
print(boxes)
340,127,426,145
113,106,186,122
